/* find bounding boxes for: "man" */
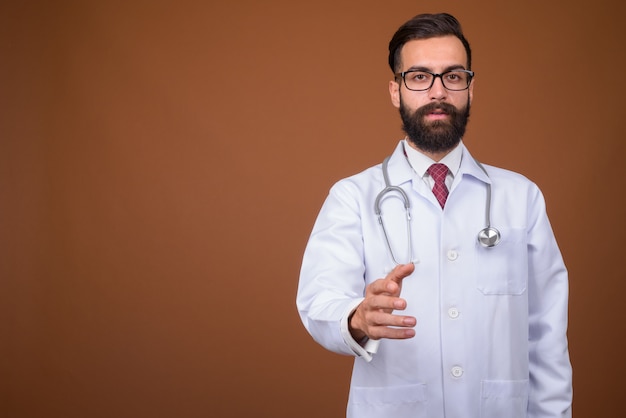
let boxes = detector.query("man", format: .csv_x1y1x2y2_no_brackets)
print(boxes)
296,13,572,418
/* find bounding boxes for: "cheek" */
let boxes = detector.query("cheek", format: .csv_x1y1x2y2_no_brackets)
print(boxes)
399,93,427,112
452,94,471,111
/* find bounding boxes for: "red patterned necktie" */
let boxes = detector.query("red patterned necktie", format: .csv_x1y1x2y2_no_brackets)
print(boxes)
427,163,449,209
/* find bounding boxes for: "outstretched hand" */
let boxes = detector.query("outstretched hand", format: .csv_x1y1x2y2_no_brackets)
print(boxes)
349,263,416,342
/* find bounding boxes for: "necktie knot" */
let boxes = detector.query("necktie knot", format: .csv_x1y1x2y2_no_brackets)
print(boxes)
427,163,449,208
427,163,449,183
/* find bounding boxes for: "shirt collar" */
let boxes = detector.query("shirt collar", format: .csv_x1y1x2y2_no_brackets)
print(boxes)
403,139,464,179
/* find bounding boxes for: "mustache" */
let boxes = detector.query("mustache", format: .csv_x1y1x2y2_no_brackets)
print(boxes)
416,101,459,116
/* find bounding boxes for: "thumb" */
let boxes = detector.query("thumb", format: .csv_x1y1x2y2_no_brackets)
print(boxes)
387,263,415,286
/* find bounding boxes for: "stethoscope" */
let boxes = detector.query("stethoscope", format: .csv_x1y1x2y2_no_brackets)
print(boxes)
362,154,502,357
374,155,501,266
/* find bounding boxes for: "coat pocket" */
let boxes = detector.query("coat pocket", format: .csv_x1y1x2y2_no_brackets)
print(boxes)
480,379,528,418
348,383,427,418
475,227,528,295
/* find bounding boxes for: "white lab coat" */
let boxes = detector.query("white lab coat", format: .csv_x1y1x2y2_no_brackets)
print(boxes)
297,141,572,418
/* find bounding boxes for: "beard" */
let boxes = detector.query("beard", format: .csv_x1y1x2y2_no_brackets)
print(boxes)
400,97,470,154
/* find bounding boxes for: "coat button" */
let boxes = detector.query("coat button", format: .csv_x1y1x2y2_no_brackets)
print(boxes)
451,366,464,378
447,250,458,261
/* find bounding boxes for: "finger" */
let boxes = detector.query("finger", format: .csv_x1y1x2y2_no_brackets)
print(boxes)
377,327,416,340
365,294,407,311
368,311,416,328
366,314,417,340
366,278,395,296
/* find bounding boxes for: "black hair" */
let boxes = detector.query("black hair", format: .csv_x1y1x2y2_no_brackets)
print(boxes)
388,13,472,73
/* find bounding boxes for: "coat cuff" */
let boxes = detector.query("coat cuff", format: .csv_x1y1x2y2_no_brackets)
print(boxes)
340,298,376,362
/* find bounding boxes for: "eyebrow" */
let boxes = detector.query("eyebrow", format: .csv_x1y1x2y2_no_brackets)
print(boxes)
403,64,467,73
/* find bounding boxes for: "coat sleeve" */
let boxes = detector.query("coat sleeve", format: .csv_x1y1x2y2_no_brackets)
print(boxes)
526,185,573,418
296,179,371,357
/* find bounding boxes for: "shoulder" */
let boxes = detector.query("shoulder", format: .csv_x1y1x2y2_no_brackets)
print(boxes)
478,163,547,211
329,162,384,200
330,140,407,197
480,163,539,189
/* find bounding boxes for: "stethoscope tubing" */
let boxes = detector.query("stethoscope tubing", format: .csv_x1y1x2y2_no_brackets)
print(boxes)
365,154,501,356
374,155,501,267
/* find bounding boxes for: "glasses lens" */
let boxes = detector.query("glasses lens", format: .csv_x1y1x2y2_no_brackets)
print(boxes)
403,71,433,91
441,71,471,90
403,70,471,91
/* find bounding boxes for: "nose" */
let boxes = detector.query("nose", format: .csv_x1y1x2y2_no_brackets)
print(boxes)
429,75,447,100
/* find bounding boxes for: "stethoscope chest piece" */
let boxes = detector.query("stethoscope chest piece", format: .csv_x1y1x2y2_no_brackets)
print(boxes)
477,227,501,248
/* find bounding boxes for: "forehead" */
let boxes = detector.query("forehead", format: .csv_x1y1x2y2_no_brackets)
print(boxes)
399,35,468,70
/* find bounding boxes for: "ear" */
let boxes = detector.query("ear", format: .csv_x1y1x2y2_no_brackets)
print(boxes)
389,79,401,109
468,77,475,105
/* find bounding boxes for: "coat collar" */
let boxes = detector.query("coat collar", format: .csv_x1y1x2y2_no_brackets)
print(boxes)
385,140,491,188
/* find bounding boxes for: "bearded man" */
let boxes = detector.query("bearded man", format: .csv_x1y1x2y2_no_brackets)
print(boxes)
297,12,572,418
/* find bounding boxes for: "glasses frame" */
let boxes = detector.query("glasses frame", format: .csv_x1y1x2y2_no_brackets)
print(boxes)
395,69,475,92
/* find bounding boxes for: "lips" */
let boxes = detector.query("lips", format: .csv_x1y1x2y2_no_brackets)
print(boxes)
421,102,456,114
429,108,448,115
425,109,450,120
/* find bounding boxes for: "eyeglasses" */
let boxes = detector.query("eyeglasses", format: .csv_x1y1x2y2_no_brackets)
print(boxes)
395,69,474,91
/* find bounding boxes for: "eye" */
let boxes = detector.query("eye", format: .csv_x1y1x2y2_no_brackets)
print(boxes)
444,71,466,84
408,72,430,82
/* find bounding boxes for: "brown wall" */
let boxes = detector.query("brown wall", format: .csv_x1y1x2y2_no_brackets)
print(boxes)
1,1,625,417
